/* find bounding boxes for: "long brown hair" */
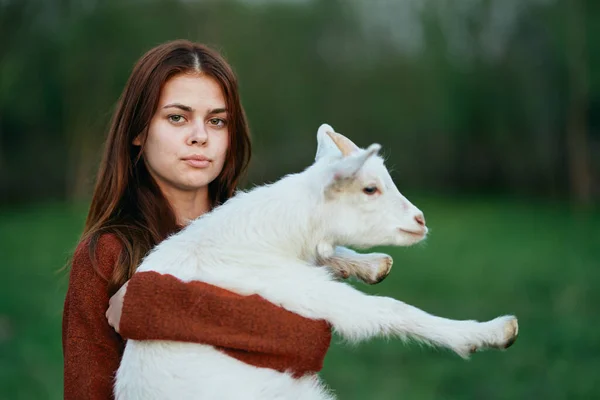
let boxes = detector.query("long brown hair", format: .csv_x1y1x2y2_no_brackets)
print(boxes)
81,40,251,295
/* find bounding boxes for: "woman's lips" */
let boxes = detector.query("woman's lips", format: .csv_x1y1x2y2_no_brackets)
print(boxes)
182,155,211,168
183,159,211,168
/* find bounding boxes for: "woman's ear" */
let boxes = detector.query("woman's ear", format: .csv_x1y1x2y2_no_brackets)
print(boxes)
132,135,142,146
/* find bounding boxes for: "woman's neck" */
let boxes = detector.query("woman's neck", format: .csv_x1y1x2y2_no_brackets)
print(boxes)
160,185,211,226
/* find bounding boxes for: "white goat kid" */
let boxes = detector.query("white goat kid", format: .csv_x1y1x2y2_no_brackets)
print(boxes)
115,124,519,400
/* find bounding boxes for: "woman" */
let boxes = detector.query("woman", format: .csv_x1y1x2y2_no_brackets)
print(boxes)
62,40,332,400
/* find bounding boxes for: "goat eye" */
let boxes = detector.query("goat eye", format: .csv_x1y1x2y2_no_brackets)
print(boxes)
363,186,378,195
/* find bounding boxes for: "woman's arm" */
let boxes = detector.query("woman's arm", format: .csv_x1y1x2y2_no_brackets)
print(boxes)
117,271,332,375
62,234,124,400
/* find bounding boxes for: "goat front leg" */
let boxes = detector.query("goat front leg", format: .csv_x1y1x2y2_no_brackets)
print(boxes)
318,246,393,284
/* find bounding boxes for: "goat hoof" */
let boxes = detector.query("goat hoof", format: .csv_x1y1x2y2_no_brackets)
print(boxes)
370,255,393,284
487,315,518,350
502,318,519,349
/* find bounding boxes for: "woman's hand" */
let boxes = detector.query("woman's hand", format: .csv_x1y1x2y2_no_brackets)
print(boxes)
106,281,129,333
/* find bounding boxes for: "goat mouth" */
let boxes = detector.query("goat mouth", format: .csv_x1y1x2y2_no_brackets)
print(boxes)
398,228,427,238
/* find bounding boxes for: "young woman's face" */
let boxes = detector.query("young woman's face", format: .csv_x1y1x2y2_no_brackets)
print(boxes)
136,73,229,194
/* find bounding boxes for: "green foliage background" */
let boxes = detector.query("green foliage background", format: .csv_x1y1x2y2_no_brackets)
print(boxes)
1,0,599,399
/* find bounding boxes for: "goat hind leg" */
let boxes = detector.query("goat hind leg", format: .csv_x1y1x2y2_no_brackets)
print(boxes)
291,279,519,357
346,293,520,357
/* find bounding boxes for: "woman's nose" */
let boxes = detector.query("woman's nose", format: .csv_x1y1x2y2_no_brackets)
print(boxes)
188,124,208,145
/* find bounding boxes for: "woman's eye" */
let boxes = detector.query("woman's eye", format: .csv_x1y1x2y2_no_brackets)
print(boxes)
363,186,378,195
168,115,185,124
209,118,226,128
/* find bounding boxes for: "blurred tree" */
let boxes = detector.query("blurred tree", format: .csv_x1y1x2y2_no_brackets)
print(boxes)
0,0,597,205
565,0,593,206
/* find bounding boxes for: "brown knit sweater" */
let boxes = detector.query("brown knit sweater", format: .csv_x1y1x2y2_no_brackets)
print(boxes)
62,234,332,400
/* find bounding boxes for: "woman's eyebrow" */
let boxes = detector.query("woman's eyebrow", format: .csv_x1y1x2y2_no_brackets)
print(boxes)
163,103,194,112
207,107,227,115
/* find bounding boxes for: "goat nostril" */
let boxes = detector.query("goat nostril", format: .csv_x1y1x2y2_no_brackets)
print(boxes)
415,214,425,226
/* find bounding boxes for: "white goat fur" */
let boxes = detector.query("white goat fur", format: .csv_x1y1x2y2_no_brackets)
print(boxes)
115,124,518,400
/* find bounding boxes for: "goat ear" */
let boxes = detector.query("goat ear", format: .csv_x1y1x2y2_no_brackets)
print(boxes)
326,143,381,190
316,124,342,161
315,124,360,161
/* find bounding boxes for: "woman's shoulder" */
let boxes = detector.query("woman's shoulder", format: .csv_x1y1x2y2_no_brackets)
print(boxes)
72,232,123,278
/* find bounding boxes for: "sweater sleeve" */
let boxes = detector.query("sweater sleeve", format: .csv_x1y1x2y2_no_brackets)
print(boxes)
62,234,124,400
120,271,332,375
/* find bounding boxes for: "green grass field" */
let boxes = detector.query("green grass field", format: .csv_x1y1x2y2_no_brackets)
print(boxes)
1,197,599,399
